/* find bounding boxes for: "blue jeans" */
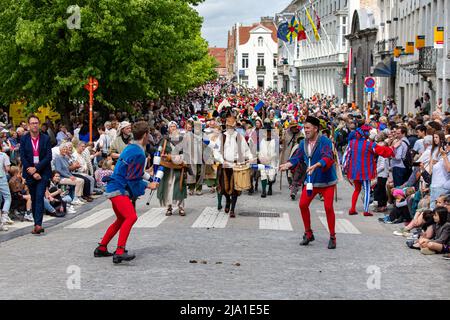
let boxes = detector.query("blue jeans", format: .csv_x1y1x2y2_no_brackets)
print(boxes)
393,167,408,187
0,176,11,214
27,178,48,227
43,198,56,214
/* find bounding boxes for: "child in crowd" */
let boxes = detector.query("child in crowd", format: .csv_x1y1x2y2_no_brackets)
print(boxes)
44,171,76,217
8,166,33,222
94,159,114,189
419,206,450,255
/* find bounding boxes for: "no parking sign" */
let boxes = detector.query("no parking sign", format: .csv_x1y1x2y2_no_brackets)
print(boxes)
365,77,376,93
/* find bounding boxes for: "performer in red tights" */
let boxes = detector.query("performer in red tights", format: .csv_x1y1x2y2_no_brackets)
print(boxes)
93,121,158,264
280,116,338,249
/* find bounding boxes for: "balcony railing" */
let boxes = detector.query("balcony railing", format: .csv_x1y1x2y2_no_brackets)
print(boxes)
256,65,266,74
418,46,437,76
375,37,398,54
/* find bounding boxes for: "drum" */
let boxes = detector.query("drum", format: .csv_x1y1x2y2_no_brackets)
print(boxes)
233,164,251,191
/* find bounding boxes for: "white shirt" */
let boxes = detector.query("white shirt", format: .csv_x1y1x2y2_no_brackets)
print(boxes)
223,130,253,168
0,152,10,178
431,154,450,188
413,139,424,154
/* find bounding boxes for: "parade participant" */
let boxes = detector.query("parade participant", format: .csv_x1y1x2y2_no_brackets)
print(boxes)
258,119,279,198
343,123,395,216
217,113,254,217
94,121,158,264
279,116,338,249
157,121,188,216
185,120,203,196
247,117,263,194
280,120,302,197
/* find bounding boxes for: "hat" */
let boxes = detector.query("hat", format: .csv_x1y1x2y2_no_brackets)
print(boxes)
392,189,405,198
263,118,273,130
305,116,320,128
118,121,131,133
289,120,299,128
1,129,8,133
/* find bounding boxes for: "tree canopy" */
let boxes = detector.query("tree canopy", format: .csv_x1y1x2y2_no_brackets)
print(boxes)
0,0,217,116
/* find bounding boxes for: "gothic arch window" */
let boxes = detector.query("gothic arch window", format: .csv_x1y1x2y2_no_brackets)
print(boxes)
351,10,360,34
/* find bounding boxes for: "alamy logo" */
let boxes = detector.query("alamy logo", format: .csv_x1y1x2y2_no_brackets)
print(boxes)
66,265,81,290
67,5,81,30
366,265,381,290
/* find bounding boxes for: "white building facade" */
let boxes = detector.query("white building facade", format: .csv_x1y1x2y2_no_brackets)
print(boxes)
232,18,278,90
276,0,350,101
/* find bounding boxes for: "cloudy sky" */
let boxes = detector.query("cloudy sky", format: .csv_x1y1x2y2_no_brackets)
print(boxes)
195,0,292,48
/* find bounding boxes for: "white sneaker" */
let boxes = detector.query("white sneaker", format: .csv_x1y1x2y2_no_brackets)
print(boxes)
3,215,14,225
72,199,85,206
0,223,8,231
67,208,77,214
23,213,34,222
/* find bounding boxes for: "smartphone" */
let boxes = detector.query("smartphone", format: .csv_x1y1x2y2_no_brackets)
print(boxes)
412,162,421,167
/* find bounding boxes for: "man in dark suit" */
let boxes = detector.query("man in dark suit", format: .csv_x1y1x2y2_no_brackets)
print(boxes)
19,115,52,234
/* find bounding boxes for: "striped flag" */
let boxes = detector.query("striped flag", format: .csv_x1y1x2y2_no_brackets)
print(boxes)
297,18,307,41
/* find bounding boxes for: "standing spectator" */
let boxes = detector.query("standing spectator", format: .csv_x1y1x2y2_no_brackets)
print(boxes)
19,115,53,235
110,121,132,161
391,126,410,187
0,108,8,125
429,135,450,209
413,125,427,156
94,125,111,162
0,144,12,231
421,93,431,116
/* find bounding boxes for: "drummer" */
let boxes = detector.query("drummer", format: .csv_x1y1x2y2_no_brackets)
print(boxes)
217,113,255,218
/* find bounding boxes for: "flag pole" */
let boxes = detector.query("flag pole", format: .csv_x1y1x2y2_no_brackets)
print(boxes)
307,0,337,54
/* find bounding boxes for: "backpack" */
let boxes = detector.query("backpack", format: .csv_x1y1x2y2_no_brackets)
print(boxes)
401,140,414,173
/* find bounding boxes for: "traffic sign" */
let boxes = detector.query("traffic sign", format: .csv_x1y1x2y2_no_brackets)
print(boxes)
365,87,375,93
364,77,376,89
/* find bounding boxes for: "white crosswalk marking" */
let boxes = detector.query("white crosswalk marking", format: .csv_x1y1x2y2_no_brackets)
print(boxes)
259,213,293,231
135,208,167,228
319,217,361,234
65,209,114,229
191,207,229,228
317,209,344,215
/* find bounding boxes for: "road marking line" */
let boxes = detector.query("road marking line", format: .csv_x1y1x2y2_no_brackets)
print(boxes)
65,209,114,228
317,209,344,215
191,207,229,228
319,217,361,234
135,208,167,228
259,213,293,231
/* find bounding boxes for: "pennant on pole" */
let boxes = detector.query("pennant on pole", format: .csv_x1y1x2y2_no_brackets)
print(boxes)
287,17,299,44
305,7,320,41
277,22,289,43
297,18,307,41
314,9,321,33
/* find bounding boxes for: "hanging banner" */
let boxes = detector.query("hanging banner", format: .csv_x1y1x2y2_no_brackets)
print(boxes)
305,7,320,41
434,27,444,49
405,42,414,54
416,35,425,49
286,17,299,44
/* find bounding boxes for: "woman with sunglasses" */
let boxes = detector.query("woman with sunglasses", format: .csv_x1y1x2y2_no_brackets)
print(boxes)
429,136,450,209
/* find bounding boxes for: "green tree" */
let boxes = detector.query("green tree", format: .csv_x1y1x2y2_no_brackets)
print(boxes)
0,0,215,121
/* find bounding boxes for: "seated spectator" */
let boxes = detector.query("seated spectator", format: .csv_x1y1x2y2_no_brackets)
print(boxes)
53,143,86,206
71,140,95,201
419,206,450,255
394,209,434,237
8,166,33,222
44,171,76,217
388,188,413,224
95,159,114,189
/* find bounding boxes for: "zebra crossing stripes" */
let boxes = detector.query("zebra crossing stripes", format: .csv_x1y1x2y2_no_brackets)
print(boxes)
319,217,361,234
191,207,229,229
259,213,293,231
317,209,344,215
65,209,114,229
134,208,168,228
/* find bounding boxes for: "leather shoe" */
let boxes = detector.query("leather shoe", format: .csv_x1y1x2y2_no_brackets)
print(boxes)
348,210,358,216
328,236,337,249
229,211,236,218
31,225,44,234
113,251,136,264
300,232,315,246
94,245,113,257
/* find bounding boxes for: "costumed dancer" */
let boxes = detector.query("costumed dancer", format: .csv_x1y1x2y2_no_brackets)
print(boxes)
247,118,263,194
343,123,395,216
94,121,158,264
280,116,338,249
157,121,188,216
217,114,254,218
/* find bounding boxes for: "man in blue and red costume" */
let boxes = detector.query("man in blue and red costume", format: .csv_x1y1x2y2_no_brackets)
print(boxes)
343,123,395,217
280,116,338,249
93,121,158,264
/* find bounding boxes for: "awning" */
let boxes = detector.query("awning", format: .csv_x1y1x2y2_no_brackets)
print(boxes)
373,57,397,77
